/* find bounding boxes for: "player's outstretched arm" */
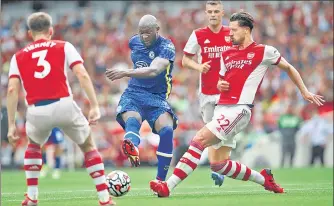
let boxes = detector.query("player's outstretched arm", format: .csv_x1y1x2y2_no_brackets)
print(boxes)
277,57,325,106
182,54,211,73
106,57,170,80
6,77,20,146
72,64,101,125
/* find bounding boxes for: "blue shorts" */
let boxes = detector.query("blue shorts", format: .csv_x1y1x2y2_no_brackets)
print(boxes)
116,89,178,134
46,128,64,145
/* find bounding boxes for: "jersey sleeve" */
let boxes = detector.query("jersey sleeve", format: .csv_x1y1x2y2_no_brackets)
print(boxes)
159,41,176,62
264,45,281,65
183,31,199,56
219,54,227,78
64,42,84,69
8,54,20,79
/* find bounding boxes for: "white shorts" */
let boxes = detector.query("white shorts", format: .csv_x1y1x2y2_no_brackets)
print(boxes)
25,96,90,145
206,105,251,149
199,93,220,123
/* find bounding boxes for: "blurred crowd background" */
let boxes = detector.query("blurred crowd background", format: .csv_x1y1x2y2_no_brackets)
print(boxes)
1,1,333,170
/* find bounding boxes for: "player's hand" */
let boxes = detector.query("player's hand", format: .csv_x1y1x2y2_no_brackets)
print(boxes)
217,80,230,92
301,91,325,106
198,60,211,73
7,125,19,147
105,67,127,81
88,106,101,125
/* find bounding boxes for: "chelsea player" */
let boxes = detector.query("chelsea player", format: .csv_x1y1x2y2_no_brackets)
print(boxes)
106,14,178,182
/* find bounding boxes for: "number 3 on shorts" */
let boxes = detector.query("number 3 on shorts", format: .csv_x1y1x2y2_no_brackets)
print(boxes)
32,49,51,79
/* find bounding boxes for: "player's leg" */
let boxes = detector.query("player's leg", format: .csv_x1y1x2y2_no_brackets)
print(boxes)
116,92,144,167
120,111,142,167
52,144,63,179
40,144,49,178
208,146,227,186
22,120,52,205
208,107,284,193
151,105,284,197
51,128,64,179
75,133,114,205
199,93,225,186
59,98,114,205
153,112,174,181
150,126,221,197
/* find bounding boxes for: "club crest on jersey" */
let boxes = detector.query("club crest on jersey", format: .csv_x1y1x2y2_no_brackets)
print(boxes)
225,36,231,43
149,51,155,59
247,52,255,59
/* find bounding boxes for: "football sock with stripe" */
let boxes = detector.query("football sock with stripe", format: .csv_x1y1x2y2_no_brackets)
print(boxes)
24,144,42,200
156,126,174,181
166,140,204,190
211,160,265,185
84,150,110,203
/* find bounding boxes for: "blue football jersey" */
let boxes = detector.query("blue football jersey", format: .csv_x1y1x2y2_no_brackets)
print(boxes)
127,35,176,99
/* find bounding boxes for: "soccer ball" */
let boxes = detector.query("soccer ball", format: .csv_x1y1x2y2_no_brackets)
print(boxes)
106,170,131,197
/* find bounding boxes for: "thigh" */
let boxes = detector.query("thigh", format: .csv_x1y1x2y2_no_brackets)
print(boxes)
206,105,251,149
26,105,55,145
145,99,178,134
153,112,174,133
199,94,219,123
116,92,144,129
55,99,91,145
208,146,232,163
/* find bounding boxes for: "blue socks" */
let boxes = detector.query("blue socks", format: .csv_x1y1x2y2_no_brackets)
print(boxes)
55,156,61,169
42,152,47,164
156,126,174,181
124,117,141,147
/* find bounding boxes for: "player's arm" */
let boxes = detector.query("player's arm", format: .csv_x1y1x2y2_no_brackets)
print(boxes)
182,31,211,73
182,54,211,73
106,41,176,80
265,45,325,106
125,57,170,78
65,42,100,125
217,54,229,92
276,57,324,106
6,55,21,146
72,64,99,108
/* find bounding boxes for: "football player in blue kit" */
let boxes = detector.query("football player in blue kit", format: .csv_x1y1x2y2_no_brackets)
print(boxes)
106,14,178,182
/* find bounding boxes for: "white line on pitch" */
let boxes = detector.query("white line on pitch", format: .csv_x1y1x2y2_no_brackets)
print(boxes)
2,187,333,202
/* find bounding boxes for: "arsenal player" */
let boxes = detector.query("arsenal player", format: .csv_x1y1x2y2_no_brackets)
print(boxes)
182,0,232,186
150,11,324,197
6,12,115,206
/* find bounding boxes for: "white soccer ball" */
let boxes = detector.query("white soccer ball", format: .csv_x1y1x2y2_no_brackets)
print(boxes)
106,170,131,197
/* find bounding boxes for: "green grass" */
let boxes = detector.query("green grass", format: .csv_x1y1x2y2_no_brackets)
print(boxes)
1,167,333,206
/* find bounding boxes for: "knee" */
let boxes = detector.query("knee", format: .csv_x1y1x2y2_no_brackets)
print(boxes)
78,135,96,153
158,126,173,145
193,132,210,148
210,159,229,173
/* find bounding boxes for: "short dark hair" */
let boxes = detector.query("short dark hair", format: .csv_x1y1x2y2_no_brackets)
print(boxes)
206,0,222,6
27,12,52,33
230,11,254,31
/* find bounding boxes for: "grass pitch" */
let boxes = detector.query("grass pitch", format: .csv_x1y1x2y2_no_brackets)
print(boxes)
1,167,333,206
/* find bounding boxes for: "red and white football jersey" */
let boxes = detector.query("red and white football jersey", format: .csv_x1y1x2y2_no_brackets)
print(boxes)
218,42,281,105
183,26,232,95
8,39,83,105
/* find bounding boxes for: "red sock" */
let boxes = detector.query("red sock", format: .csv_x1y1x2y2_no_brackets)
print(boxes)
211,160,265,185
166,140,205,190
24,144,42,200
84,150,110,203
